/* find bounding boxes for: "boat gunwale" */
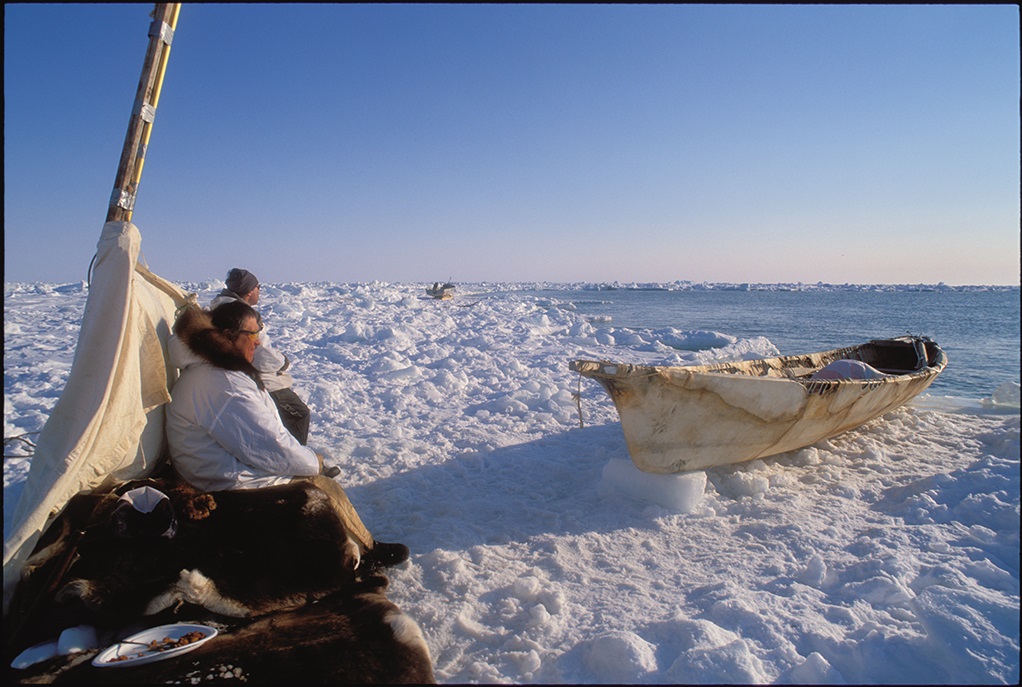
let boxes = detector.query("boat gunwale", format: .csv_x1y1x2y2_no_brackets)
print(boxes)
569,339,947,391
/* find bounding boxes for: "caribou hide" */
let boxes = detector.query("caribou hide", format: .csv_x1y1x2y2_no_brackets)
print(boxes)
5,478,434,684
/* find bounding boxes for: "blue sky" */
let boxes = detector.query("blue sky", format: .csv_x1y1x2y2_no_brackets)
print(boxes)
4,4,1019,285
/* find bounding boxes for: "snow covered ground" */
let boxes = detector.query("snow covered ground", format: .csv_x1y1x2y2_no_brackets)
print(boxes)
4,280,1019,683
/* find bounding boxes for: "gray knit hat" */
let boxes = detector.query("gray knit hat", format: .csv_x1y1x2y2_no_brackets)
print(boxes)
225,268,259,296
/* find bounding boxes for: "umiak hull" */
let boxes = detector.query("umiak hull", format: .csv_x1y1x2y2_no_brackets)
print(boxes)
570,337,947,473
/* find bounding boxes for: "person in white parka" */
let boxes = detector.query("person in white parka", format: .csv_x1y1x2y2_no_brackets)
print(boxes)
210,268,312,448
166,299,408,569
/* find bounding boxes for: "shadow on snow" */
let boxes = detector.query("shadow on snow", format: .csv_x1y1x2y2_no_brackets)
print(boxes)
344,423,647,554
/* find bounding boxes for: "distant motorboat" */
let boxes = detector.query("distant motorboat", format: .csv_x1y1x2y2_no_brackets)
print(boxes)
426,281,456,300
570,336,947,473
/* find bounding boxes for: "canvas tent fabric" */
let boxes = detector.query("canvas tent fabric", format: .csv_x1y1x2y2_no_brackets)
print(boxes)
3,221,196,612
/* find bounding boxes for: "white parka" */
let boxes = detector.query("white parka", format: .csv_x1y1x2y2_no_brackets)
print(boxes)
166,334,318,491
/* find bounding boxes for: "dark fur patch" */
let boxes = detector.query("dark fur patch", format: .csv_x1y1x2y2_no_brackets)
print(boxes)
5,479,435,683
173,305,264,389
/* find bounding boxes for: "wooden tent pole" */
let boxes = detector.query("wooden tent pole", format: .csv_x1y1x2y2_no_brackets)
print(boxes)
106,3,182,223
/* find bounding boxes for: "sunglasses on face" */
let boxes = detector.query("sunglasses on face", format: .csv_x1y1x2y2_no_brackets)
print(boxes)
237,327,262,341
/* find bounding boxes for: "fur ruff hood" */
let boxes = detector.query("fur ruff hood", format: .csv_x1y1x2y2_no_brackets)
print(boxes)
171,305,265,389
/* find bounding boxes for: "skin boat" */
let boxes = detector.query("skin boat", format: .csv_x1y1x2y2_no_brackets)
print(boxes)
426,281,456,300
570,336,947,473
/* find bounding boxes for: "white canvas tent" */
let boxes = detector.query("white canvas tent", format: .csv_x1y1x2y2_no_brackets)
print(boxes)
3,221,195,611
4,3,187,613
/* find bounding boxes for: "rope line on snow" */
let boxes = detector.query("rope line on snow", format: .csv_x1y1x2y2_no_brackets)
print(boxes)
573,373,585,428
4,432,39,459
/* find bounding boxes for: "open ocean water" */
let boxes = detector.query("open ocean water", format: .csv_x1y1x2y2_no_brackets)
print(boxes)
521,286,1020,403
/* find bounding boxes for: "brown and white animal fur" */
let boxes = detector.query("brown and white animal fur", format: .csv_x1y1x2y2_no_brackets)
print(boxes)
6,479,435,683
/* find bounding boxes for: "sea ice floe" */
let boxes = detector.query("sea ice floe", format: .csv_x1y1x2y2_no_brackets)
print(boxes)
986,381,1020,408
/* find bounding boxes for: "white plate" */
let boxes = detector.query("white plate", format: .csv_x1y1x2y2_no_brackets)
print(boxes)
92,623,217,668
